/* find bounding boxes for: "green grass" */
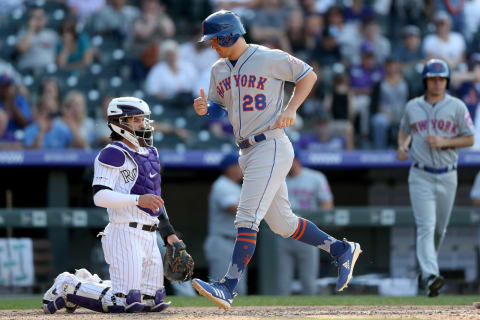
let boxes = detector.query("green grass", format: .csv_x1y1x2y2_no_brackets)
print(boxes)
0,295,478,310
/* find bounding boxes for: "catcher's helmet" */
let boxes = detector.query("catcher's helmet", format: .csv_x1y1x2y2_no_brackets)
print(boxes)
107,97,154,148
422,58,450,89
199,10,246,47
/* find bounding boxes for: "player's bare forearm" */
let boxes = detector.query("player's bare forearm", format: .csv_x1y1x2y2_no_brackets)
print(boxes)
397,129,411,161
286,70,317,112
166,234,181,245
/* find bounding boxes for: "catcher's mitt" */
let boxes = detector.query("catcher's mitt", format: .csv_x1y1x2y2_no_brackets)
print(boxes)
164,240,194,282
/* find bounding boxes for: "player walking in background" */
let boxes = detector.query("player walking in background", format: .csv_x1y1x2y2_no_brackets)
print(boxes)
276,149,334,296
204,153,248,296
397,59,474,297
192,10,362,309
42,97,193,313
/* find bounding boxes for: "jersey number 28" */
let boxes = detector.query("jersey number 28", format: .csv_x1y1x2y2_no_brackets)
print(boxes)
243,94,266,111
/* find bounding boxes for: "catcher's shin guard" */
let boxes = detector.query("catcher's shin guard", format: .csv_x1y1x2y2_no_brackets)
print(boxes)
125,289,145,312
143,288,171,312
43,296,66,314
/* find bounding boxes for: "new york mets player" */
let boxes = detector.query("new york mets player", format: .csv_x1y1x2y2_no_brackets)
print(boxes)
42,97,189,313
397,59,474,297
191,10,362,309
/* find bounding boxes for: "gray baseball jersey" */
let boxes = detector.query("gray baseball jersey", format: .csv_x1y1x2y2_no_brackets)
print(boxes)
276,168,333,295
204,175,247,295
208,175,241,238
207,44,312,140
470,172,480,200
400,94,475,167
400,94,474,281
286,168,333,210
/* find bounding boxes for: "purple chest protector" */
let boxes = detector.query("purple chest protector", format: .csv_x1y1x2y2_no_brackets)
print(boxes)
113,142,162,216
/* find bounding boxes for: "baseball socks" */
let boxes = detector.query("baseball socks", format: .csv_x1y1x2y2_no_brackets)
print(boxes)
290,218,348,257
223,227,257,293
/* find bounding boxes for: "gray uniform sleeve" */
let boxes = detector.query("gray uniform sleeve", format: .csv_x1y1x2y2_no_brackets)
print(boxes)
456,103,475,136
269,50,312,83
214,180,240,210
471,172,480,200
207,67,224,106
315,171,333,203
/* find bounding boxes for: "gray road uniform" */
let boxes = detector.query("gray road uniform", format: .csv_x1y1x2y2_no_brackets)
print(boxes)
275,168,333,295
204,176,247,295
207,44,312,236
470,172,480,202
399,94,475,280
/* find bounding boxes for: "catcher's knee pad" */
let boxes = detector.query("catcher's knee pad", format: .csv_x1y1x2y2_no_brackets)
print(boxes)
125,289,145,313
42,296,66,314
64,281,120,313
143,288,171,312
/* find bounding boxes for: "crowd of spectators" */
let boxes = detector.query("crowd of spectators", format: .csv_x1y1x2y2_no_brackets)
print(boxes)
1,0,480,152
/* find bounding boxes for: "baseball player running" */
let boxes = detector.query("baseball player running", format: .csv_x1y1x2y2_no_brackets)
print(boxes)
397,59,474,297
192,10,362,309
42,97,193,313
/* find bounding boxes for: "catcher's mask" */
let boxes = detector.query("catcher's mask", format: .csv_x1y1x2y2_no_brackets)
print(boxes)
107,97,154,148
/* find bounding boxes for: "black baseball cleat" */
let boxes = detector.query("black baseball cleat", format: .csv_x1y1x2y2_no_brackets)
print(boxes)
426,275,444,297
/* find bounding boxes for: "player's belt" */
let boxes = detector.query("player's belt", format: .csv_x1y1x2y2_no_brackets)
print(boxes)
413,163,457,174
238,133,266,149
128,222,158,232
237,129,285,149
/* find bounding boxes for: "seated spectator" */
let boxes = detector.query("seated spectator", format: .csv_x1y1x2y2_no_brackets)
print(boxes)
90,0,140,39
285,7,309,57
56,19,95,70
296,110,347,151
324,5,360,63
179,32,218,76
66,0,106,23
128,0,175,79
23,96,68,149
370,57,409,149
342,0,374,24
37,77,61,109
310,26,342,67
349,42,384,140
0,74,32,141
61,90,95,149
145,40,197,101
423,11,466,69
209,0,257,16
323,72,354,150
15,6,58,71
349,17,391,65
249,0,290,50
93,94,114,147
394,25,424,68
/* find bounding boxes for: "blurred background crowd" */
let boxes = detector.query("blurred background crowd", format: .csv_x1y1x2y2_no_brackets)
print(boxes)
2,0,480,152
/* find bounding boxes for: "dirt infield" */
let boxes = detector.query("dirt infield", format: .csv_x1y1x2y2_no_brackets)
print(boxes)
1,305,479,319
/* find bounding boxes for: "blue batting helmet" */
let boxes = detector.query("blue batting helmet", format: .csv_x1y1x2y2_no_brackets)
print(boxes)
199,10,246,47
422,59,450,89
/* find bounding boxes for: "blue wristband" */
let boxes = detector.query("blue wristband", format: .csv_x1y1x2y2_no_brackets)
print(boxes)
206,101,227,120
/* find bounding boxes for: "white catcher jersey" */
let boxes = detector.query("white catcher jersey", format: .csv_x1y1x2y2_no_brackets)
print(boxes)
207,44,312,140
92,141,160,225
400,94,475,167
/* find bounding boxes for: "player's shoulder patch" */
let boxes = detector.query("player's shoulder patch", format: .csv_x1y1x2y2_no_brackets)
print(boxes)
98,145,126,168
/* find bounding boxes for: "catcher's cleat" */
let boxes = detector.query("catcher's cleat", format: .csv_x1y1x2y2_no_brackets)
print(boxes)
335,240,362,292
192,278,236,310
426,275,444,297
